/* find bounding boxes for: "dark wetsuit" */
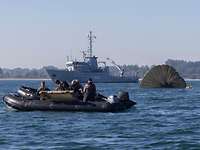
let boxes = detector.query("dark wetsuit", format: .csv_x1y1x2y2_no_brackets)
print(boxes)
70,82,83,99
55,81,69,91
62,81,69,90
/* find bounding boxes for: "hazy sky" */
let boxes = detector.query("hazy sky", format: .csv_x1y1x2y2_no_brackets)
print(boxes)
0,0,200,68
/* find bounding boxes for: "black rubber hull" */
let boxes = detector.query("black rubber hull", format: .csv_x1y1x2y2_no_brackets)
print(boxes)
3,94,136,112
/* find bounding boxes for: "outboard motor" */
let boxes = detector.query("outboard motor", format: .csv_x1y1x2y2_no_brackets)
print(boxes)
117,91,130,101
106,95,119,104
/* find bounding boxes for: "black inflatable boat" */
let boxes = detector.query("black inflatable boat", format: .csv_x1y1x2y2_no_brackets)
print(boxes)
3,87,136,112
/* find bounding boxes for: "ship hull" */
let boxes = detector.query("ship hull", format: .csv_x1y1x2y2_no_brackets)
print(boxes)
46,69,138,83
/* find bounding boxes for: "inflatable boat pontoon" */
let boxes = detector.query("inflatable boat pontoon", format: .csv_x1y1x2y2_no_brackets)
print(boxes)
3,86,136,112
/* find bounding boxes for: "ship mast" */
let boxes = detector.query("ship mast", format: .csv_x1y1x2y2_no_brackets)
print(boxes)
88,31,96,57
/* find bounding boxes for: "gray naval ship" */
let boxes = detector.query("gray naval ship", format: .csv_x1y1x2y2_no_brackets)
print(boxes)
46,31,138,83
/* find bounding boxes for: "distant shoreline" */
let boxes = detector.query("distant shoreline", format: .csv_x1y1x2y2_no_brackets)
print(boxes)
0,78,50,81
185,79,200,81
0,78,199,82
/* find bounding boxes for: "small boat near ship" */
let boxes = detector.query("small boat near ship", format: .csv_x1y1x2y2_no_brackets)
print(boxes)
46,31,138,83
3,86,136,112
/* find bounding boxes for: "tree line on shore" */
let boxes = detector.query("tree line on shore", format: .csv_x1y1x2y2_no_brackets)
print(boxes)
0,66,56,79
0,59,199,79
98,59,200,79
165,59,200,79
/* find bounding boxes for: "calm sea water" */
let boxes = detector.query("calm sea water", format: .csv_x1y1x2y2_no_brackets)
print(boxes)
0,80,200,149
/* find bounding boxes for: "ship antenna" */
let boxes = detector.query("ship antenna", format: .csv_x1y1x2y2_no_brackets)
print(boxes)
88,31,96,57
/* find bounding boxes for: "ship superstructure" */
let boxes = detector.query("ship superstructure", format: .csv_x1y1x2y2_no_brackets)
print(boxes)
46,31,138,83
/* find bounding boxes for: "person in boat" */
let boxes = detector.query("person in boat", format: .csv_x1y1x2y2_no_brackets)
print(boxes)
37,81,50,94
70,79,83,99
83,78,96,102
61,81,70,90
55,80,62,90
55,80,69,91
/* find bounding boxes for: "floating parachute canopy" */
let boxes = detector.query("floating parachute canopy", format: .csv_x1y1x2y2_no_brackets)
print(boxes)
140,65,186,88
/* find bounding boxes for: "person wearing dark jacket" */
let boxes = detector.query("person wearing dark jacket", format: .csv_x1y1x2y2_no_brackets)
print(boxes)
61,81,69,90
83,78,96,102
55,80,63,91
55,80,69,91
70,80,83,99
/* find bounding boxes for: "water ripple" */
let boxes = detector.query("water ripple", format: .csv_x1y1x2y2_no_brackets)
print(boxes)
0,81,200,149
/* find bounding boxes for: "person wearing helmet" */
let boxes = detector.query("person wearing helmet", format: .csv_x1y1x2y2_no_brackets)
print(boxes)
83,78,96,102
61,81,69,90
55,80,69,91
70,79,83,99
55,80,63,91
